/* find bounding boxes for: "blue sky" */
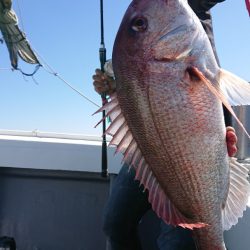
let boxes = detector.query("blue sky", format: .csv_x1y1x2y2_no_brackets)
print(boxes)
0,0,249,136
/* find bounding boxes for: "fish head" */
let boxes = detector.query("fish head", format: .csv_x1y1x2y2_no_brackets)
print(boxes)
113,0,200,71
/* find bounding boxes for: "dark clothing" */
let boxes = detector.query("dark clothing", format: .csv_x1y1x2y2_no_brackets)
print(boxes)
188,0,225,12
103,0,230,249
103,164,196,250
103,165,151,250
157,222,196,250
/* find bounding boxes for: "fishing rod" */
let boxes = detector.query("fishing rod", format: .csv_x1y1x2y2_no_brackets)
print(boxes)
99,0,108,178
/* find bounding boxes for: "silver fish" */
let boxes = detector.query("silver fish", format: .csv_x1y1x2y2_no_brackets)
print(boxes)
97,0,250,249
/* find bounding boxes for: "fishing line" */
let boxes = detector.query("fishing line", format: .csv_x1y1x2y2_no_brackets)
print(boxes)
6,2,100,108
16,64,41,76
0,67,39,84
0,68,13,71
21,72,28,82
33,48,100,108
31,75,39,85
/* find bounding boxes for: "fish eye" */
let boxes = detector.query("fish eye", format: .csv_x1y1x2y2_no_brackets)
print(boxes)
131,17,148,32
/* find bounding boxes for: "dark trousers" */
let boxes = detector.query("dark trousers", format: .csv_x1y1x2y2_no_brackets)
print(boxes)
103,164,196,250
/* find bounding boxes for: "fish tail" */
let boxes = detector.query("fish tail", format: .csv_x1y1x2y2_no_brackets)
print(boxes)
193,231,227,250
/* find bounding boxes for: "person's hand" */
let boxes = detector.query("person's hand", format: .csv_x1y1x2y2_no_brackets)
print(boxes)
92,69,116,96
226,126,237,157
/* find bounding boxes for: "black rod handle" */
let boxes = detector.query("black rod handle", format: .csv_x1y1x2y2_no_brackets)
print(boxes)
99,0,108,177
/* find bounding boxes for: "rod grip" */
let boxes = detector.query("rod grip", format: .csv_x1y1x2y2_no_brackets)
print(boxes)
100,46,108,178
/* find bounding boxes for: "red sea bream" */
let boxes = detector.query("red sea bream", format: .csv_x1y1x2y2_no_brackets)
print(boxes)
97,0,250,249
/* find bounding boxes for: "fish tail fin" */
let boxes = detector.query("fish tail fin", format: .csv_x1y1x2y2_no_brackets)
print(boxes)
222,158,250,231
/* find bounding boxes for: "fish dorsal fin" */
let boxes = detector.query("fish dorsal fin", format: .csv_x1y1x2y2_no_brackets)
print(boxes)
189,67,250,138
96,93,207,229
219,69,250,106
222,158,250,231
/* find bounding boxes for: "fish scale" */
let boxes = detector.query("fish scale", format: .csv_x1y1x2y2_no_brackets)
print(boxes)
96,0,250,248
116,63,224,249
117,68,226,221
115,70,228,247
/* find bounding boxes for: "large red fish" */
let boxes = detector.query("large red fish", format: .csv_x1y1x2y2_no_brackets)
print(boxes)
97,0,250,249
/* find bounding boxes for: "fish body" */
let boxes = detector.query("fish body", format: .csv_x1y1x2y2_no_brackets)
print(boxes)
99,0,250,249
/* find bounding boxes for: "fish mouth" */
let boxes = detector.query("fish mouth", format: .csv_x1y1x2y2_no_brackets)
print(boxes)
153,57,175,63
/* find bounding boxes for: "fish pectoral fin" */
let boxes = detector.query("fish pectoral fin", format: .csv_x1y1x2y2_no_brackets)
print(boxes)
222,158,250,231
219,69,250,106
189,66,250,138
